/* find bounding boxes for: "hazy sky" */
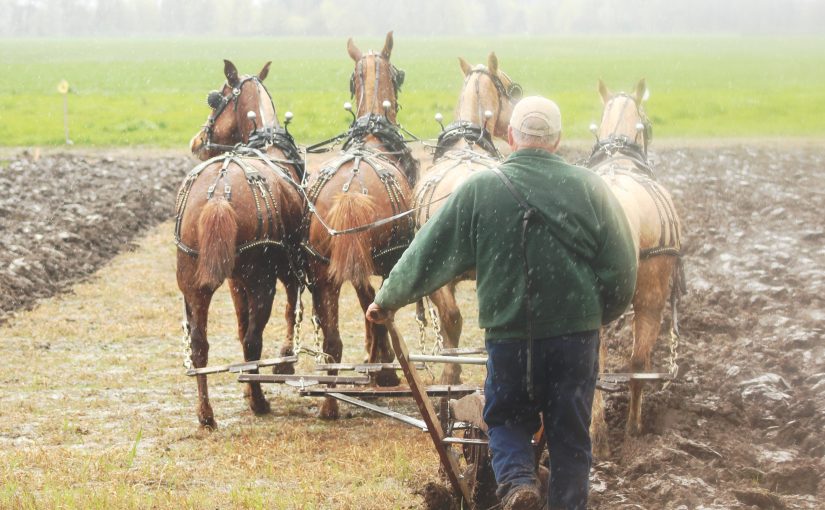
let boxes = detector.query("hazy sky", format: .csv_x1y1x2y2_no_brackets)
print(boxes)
2,0,825,37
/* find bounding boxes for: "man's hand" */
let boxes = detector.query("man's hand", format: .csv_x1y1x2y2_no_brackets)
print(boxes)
366,302,393,324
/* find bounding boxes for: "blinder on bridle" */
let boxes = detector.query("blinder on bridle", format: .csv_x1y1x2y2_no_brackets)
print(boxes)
469,67,522,104
505,80,523,101
206,90,226,110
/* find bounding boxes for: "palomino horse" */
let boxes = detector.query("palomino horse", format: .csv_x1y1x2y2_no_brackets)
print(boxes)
287,32,418,419
178,60,305,428
587,79,684,453
412,52,521,384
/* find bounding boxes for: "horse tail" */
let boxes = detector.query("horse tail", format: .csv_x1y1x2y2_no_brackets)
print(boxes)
327,192,376,287
195,199,238,289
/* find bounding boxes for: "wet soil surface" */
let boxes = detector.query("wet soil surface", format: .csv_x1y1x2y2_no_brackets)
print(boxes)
1,145,823,509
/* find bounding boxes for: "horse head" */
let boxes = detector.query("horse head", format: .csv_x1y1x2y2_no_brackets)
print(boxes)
455,52,522,140
596,78,652,154
190,60,278,160
347,31,404,124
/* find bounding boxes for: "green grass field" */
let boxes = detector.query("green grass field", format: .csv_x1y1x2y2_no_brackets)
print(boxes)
1,36,824,147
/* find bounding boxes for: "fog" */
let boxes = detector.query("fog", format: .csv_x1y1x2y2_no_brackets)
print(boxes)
2,0,824,37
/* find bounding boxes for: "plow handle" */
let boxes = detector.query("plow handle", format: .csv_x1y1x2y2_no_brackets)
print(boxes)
385,319,474,507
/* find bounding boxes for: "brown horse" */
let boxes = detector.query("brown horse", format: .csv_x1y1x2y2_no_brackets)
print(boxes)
412,52,521,384
283,32,418,419
587,79,684,454
178,60,305,428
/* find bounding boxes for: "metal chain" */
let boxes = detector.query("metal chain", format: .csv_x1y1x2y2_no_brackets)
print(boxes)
426,298,446,355
415,305,428,353
180,319,193,370
293,288,304,353
667,327,680,376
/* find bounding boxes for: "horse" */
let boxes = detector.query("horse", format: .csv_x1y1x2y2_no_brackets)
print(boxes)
586,79,684,454
411,52,521,384
283,32,419,419
178,60,305,428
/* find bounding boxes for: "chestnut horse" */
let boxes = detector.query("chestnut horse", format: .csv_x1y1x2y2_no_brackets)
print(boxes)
178,60,305,428
283,32,418,419
587,79,684,454
412,53,521,384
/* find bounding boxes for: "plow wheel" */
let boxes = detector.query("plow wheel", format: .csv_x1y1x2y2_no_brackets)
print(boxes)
461,427,497,508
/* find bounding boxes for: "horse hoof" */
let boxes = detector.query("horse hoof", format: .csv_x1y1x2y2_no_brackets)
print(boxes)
375,369,400,387
320,400,340,420
592,440,611,459
272,362,295,375
199,416,217,430
625,423,644,437
251,399,272,416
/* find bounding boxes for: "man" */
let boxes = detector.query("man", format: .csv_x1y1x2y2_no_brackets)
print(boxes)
366,96,637,510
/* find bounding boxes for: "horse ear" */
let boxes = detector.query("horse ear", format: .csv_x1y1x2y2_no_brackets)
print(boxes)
258,61,271,82
347,37,362,62
635,78,648,103
381,31,394,59
487,52,498,75
458,57,472,76
598,79,611,104
224,59,240,87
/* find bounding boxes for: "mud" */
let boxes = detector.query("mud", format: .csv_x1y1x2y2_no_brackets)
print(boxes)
0,144,823,508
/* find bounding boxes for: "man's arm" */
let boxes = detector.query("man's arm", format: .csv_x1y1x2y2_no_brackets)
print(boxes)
372,183,477,312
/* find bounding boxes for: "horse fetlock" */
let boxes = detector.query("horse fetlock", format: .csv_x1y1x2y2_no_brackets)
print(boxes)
375,368,400,387
198,403,216,430
320,397,340,420
440,364,462,385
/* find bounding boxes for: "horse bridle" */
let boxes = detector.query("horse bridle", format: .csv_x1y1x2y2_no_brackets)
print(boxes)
460,67,523,136
203,75,276,148
599,93,653,154
349,53,405,114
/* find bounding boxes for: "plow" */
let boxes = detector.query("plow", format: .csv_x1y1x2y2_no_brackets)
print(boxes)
185,314,675,509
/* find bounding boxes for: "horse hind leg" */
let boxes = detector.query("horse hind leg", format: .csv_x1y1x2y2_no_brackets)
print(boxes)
627,256,675,436
273,273,299,375
429,284,463,385
231,275,276,416
182,289,217,429
590,331,610,457
354,281,400,387
312,278,343,420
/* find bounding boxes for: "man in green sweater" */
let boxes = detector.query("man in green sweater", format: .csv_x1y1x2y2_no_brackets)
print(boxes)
367,96,637,510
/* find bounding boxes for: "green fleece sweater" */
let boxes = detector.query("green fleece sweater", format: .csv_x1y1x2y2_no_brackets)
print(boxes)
375,148,637,341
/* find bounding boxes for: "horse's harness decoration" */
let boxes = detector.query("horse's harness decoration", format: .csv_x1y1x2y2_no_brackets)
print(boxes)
300,114,417,277
433,121,501,161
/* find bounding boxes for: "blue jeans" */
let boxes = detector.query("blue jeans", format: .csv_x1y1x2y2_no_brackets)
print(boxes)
483,331,599,510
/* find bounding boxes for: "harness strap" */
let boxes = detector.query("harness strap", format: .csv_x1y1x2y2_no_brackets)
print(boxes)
490,167,540,401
